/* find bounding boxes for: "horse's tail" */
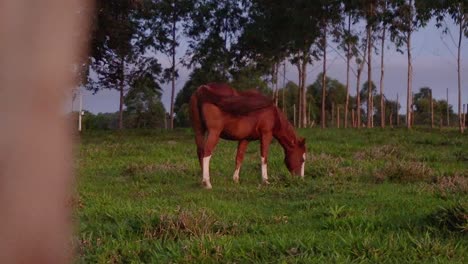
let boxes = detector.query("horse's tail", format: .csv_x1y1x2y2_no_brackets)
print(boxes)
189,87,206,167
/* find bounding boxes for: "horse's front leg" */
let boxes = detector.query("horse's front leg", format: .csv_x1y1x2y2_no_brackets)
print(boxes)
201,131,221,189
233,140,249,183
260,132,273,185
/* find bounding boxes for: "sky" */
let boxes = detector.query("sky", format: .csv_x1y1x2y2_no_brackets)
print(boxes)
76,19,467,115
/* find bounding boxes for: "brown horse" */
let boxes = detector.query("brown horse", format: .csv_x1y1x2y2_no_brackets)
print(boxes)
189,83,306,189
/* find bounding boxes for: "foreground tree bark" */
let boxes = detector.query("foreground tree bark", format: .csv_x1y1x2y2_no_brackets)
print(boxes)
0,0,92,262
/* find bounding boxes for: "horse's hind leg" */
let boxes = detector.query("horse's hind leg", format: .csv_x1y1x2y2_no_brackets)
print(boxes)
233,140,249,183
201,130,221,189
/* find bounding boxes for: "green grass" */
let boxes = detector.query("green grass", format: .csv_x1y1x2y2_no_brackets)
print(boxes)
76,128,467,263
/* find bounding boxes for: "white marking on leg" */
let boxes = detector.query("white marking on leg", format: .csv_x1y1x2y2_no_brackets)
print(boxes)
233,166,240,183
202,155,212,189
301,153,305,178
261,157,269,184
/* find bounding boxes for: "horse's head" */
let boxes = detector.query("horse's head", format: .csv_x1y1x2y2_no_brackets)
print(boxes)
284,137,306,177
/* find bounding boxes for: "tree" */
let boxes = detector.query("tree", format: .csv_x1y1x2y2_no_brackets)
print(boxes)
430,0,467,133
339,7,360,128
360,80,377,124
124,73,166,128
308,73,347,126
142,0,193,129
278,81,302,124
185,0,247,78
87,0,161,129
318,1,343,128
389,0,429,129
378,0,390,128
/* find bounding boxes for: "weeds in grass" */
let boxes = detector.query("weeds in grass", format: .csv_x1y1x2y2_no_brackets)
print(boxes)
309,153,344,178
427,203,468,233
353,144,403,161
123,162,189,177
374,159,435,183
144,208,240,241
430,174,468,197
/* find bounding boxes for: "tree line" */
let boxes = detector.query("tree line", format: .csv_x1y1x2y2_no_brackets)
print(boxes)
81,0,467,132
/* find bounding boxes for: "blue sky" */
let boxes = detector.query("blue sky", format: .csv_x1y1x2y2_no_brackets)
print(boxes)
77,19,467,115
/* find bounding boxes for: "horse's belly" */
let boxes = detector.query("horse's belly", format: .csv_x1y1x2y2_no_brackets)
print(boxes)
221,119,260,140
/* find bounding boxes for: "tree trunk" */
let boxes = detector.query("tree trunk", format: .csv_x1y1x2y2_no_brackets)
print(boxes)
446,88,450,126
337,106,340,128
118,58,124,130
345,14,351,128
169,9,177,130
301,60,307,128
282,61,286,112
321,23,327,129
356,69,362,129
293,104,296,127
331,102,334,127
431,89,434,128
406,0,413,129
352,109,355,128
396,93,399,126
272,62,279,106
457,8,464,133
356,38,367,129
380,3,386,128
367,1,373,128
297,63,302,128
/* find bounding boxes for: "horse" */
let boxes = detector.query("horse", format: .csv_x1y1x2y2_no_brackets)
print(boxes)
189,83,306,189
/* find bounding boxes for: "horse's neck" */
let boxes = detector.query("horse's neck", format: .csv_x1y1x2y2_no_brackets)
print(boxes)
273,109,297,151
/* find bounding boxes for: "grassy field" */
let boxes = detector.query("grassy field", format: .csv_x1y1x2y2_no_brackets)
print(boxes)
76,128,467,263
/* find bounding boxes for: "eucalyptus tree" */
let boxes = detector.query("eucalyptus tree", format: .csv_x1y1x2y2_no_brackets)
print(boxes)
184,0,248,79
388,0,429,129
88,0,162,129
236,0,324,128
378,0,391,128
140,0,193,129
339,4,361,128
233,0,288,105
318,1,344,128
430,0,467,133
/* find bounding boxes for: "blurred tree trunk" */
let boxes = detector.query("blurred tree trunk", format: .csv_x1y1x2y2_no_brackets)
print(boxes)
367,0,374,128
379,1,387,128
321,22,327,129
345,14,351,128
457,7,464,133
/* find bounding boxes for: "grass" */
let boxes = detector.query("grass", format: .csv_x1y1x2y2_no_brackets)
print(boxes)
75,128,467,263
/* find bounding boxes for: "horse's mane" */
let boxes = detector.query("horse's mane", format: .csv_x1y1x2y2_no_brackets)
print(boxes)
198,84,274,115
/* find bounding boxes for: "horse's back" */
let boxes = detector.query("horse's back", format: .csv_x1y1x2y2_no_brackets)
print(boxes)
195,83,273,116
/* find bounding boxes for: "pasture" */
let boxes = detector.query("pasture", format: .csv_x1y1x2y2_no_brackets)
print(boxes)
76,128,467,263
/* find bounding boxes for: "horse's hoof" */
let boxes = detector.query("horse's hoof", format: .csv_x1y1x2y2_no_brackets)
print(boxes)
202,181,212,189
262,180,270,186
233,178,239,184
